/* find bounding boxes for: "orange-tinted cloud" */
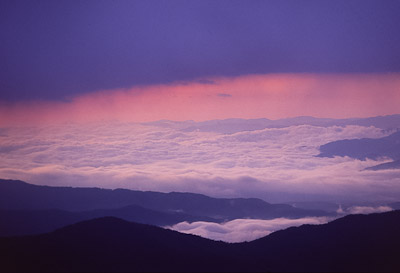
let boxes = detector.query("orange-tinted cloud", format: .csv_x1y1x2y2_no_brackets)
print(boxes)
1,73,399,125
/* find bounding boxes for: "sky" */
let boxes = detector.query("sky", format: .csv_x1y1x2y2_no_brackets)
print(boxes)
1,0,400,105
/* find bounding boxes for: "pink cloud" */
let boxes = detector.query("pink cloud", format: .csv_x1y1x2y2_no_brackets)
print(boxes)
1,73,399,125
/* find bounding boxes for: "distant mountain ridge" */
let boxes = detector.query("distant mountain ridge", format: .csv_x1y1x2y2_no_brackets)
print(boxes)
0,205,217,237
365,159,400,171
0,179,330,218
318,131,400,170
1,210,399,272
0,179,332,236
144,114,400,134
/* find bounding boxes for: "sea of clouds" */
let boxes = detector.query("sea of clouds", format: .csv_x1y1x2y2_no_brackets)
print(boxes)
168,204,393,242
168,217,332,243
0,121,399,203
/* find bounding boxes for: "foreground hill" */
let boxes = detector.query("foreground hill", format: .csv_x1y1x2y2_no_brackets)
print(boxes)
0,217,244,272
1,211,399,272
0,179,331,220
246,210,400,272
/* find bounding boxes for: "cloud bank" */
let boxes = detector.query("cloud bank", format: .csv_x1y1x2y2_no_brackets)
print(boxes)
169,205,394,242
1,120,399,203
169,217,332,243
346,206,393,215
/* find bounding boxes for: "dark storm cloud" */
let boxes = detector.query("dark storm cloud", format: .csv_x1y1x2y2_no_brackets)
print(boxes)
1,0,400,101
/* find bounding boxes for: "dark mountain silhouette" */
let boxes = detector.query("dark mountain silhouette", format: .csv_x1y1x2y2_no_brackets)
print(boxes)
246,210,400,272
0,179,332,220
0,217,246,272
318,131,400,170
1,211,399,272
0,205,218,237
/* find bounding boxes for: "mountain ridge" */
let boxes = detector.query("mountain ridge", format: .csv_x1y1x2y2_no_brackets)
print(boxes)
0,205,218,237
0,179,332,219
143,114,400,134
1,210,399,272
318,130,400,170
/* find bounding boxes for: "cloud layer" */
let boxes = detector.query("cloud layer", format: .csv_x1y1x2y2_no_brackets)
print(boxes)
169,205,394,242
346,206,393,215
1,120,399,203
169,217,332,242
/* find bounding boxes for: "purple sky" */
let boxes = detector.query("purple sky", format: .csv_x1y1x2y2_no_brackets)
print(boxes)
1,0,400,101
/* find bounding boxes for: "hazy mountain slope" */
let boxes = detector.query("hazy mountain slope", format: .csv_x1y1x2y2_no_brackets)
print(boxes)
1,211,399,272
0,179,332,219
389,202,400,210
284,201,340,212
365,159,400,170
318,130,400,170
0,205,218,237
318,131,400,160
343,115,400,131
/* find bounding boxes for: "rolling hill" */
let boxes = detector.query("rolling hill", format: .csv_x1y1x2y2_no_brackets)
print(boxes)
1,210,399,272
